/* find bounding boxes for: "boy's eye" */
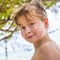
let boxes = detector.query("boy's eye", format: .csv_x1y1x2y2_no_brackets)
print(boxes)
22,27,25,29
20,26,25,30
29,23,34,26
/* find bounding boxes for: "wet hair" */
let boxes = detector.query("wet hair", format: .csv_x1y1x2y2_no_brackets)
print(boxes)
14,1,47,24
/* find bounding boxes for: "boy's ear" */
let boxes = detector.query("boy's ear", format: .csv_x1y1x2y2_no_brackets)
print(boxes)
44,18,49,28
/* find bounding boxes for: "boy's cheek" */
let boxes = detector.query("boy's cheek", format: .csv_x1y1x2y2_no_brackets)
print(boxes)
21,32,25,38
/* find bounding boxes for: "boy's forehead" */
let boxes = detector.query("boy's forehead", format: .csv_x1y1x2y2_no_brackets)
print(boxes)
17,14,34,25
17,12,43,25
18,13,35,22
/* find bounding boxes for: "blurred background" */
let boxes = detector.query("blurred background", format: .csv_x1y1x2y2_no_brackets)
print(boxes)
0,0,60,60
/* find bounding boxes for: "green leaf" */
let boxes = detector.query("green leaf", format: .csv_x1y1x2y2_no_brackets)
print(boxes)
42,1,56,8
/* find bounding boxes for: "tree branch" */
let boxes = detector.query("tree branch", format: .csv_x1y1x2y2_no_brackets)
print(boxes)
0,27,18,41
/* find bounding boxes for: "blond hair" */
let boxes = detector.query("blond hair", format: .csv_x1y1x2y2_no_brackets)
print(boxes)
14,1,47,24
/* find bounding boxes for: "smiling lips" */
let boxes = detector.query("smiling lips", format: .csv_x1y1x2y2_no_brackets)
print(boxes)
27,34,35,39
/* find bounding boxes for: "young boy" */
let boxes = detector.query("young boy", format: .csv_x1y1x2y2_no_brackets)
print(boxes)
14,1,60,60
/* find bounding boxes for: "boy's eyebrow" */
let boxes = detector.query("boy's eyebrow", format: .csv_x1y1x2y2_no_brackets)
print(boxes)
17,24,23,26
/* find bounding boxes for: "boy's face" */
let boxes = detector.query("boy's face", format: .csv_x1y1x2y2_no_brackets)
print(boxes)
17,14,48,44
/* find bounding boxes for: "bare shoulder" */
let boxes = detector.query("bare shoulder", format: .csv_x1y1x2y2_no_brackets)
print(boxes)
40,42,60,51
31,42,60,60
40,42,60,60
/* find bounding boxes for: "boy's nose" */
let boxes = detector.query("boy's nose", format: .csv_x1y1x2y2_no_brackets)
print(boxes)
26,27,31,34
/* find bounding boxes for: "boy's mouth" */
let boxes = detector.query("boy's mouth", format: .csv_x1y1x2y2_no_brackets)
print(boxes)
27,34,35,39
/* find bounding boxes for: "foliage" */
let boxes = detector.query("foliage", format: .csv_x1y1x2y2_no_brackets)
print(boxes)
42,1,56,8
0,0,31,20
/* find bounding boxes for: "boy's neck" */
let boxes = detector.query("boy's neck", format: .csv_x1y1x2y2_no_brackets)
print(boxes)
34,33,52,50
